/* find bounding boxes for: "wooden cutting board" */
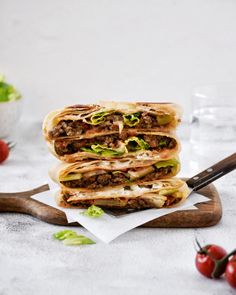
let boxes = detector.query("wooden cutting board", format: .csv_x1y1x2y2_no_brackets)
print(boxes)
0,182,222,227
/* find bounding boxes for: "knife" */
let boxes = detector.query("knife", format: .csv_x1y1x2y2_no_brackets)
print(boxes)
186,152,236,191
106,152,236,217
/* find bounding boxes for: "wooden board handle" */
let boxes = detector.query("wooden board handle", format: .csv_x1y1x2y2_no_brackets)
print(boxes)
187,153,236,190
0,184,77,226
0,196,71,225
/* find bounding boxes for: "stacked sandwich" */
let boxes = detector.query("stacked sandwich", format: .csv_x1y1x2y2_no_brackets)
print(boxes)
43,101,189,210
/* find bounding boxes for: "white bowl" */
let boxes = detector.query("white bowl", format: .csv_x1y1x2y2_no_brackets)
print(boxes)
0,99,23,138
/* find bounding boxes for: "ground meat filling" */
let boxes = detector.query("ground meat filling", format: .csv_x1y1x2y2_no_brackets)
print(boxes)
49,118,119,139
63,194,179,209
49,112,172,139
54,134,120,156
143,135,176,150
136,112,159,129
49,114,123,139
49,120,91,138
62,172,128,189
61,166,173,189
54,134,177,156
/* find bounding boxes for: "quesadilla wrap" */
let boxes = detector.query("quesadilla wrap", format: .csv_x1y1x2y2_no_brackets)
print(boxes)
56,178,189,209
49,158,180,192
48,131,180,162
43,101,182,141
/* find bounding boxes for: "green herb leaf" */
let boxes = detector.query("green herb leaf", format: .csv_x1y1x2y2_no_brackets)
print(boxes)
63,236,95,245
83,205,104,218
123,112,140,127
53,230,95,246
86,111,111,125
53,230,78,240
125,136,150,151
81,144,125,156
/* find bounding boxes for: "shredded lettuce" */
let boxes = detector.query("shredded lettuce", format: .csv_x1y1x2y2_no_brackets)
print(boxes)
0,75,21,102
53,230,95,245
154,159,179,169
83,205,104,218
86,111,111,125
123,112,140,127
81,144,125,156
125,137,150,152
157,139,167,148
53,230,78,240
63,236,95,245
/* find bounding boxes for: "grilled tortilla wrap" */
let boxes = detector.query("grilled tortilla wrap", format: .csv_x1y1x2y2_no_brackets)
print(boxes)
56,178,189,209
49,158,180,192
48,131,180,162
43,101,182,141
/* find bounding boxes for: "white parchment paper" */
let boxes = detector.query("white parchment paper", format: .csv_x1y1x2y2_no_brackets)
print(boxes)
32,190,209,243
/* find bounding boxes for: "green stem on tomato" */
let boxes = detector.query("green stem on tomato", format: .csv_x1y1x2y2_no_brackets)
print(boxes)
7,141,16,150
212,249,236,278
195,238,207,255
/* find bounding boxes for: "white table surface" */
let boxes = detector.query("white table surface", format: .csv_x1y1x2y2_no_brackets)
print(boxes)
1,119,236,295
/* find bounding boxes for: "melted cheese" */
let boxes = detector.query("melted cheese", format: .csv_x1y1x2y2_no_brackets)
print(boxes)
128,166,154,180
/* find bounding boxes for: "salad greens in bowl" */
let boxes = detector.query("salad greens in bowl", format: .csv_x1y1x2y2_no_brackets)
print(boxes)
0,74,21,102
0,75,22,138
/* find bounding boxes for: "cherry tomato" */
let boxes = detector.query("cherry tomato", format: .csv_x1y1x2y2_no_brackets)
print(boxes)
195,244,227,278
225,255,236,288
0,140,9,163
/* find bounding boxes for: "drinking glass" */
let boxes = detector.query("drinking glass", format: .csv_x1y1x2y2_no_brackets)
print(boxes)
190,83,236,173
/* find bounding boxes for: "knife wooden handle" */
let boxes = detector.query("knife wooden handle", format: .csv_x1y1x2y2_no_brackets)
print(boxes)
186,153,236,191
0,195,74,225
0,184,50,198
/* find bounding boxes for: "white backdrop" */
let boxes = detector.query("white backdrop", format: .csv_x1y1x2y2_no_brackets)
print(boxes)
1,0,236,121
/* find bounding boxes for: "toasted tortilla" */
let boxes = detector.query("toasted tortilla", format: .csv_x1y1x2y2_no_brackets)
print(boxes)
49,157,180,192
43,101,182,142
55,178,189,209
48,131,180,162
